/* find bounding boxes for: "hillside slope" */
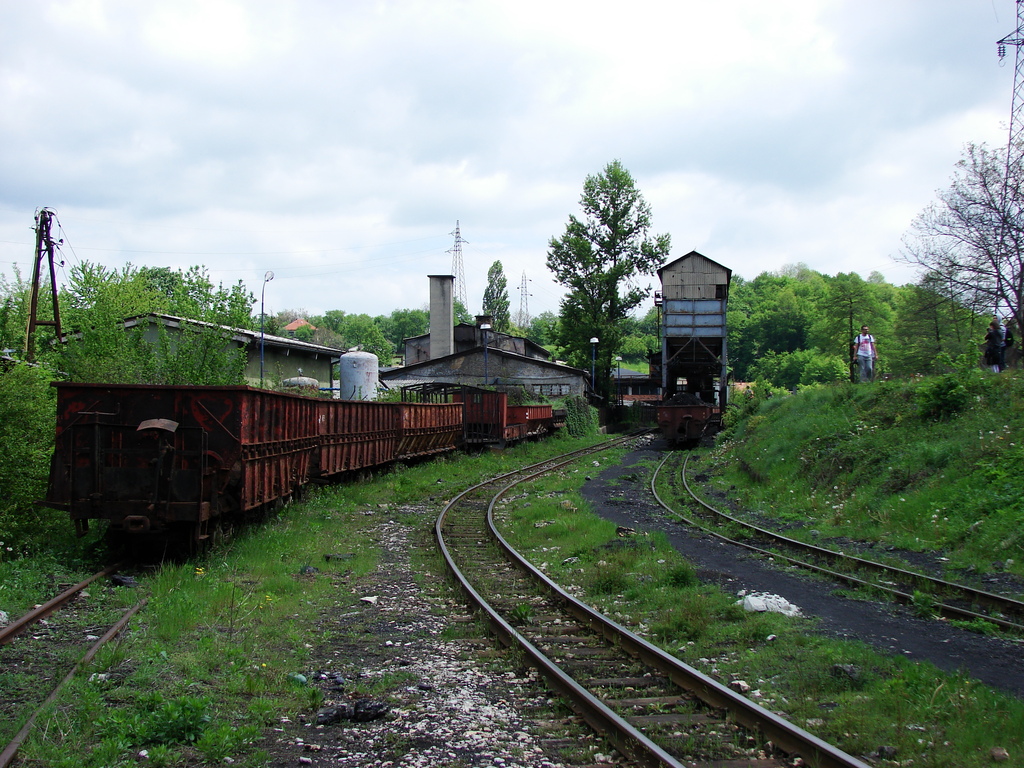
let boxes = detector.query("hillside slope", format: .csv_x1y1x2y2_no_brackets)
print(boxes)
710,363,1024,583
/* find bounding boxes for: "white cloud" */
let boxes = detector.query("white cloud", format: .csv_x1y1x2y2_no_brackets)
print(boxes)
1,0,1020,321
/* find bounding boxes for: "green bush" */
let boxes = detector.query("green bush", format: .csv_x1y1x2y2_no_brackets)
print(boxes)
0,362,65,552
563,394,596,437
913,352,991,420
144,695,213,745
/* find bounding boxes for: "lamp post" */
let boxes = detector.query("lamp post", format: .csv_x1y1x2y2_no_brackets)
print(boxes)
589,337,598,395
260,270,274,386
480,323,491,385
615,355,622,406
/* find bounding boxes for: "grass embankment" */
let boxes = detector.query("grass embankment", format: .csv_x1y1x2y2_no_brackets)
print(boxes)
500,445,1024,767
711,362,1024,580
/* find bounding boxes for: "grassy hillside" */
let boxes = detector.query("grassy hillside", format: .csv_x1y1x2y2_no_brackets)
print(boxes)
708,357,1024,580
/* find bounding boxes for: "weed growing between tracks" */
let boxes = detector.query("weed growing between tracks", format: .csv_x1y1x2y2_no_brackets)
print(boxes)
498,448,1024,767
12,431,603,767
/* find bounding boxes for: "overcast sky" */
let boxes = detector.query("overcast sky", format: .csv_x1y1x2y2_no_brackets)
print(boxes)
1,1,1019,322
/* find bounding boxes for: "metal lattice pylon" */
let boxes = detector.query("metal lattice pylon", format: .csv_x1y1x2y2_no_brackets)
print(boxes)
516,271,531,328
999,1,1024,160
447,221,467,309
995,1,1024,318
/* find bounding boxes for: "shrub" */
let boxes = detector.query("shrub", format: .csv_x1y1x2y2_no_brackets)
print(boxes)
563,395,596,437
0,362,64,551
914,353,990,420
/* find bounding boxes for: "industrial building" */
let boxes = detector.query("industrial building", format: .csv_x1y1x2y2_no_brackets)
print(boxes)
380,275,588,397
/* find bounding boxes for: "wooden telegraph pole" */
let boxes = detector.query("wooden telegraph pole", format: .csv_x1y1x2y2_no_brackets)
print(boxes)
24,208,64,362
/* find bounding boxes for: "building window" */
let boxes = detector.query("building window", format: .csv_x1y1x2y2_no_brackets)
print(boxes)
533,384,569,396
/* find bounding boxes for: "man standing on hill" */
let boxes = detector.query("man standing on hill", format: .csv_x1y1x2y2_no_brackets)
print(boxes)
851,325,878,383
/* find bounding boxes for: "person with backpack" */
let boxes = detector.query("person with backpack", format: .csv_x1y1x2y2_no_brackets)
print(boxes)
985,319,1004,372
851,325,878,383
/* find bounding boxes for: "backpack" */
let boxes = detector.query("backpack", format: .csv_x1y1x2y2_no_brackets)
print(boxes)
1006,328,1015,347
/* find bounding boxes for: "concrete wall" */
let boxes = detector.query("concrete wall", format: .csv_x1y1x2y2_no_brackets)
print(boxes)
382,349,586,397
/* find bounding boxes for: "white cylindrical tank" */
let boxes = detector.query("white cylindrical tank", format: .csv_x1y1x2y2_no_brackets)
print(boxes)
338,350,379,401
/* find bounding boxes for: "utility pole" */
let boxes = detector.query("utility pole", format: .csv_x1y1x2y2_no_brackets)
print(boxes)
25,208,64,362
996,1,1024,320
447,221,467,310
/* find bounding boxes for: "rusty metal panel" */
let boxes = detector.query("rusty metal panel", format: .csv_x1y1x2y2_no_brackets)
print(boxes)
315,400,401,477
455,390,507,443
656,403,717,445
502,422,530,443
395,403,462,458
234,388,318,512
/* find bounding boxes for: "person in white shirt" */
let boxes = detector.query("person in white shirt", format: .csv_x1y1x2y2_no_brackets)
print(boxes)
851,325,878,383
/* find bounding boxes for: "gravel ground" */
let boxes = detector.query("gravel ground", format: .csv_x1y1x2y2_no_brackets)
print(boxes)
260,506,608,768
580,436,1024,699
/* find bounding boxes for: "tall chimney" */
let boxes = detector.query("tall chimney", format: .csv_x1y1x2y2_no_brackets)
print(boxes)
428,275,455,359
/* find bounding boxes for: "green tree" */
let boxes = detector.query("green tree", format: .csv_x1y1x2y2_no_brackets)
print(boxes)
617,333,657,368
0,363,63,550
481,261,511,333
889,275,987,376
454,299,473,326
547,160,670,400
727,270,821,381
140,266,254,330
383,308,429,350
55,262,253,385
0,267,31,354
526,311,559,348
340,314,394,363
901,141,1024,332
812,272,889,380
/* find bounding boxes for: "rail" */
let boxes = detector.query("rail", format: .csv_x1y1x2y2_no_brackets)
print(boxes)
436,434,870,768
652,450,1024,632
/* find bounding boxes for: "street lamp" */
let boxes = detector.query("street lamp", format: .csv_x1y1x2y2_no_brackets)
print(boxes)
589,337,598,394
480,323,491,385
260,270,274,386
615,355,622,405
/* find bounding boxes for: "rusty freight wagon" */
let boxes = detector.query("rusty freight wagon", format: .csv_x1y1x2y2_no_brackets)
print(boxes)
655,397,719,447
42,383,462,549
401,383,560,447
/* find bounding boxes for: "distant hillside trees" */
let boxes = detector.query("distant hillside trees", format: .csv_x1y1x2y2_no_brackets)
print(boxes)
726,265,986,387
312,310,394,363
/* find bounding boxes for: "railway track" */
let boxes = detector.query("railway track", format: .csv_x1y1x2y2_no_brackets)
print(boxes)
437,434,870,768
652,450,1024,634
0,568,146,768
